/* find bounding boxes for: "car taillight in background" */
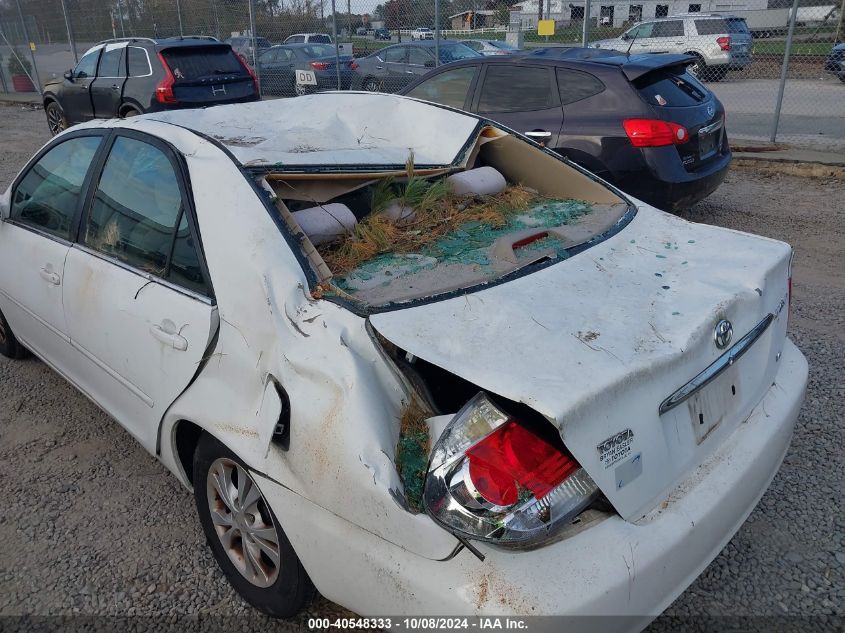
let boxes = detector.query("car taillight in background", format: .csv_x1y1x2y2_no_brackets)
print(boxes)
311,61,330,70
235,53,260,95
717,36,731,51
423,393,600,547
350,61,359,70
623,119,689,148
155,52,177,104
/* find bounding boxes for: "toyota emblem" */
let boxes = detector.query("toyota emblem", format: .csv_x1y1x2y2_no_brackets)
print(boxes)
714,319,733,349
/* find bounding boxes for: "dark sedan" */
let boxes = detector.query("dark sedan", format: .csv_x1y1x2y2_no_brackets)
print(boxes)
400,48,731,211
352,41,481,93
258,43,357,96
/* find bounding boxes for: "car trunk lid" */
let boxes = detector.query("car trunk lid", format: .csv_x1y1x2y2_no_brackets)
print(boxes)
369,207,792,521
159,45,255,104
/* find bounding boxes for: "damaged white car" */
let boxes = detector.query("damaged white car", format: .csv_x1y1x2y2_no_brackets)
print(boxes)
0,94,807,627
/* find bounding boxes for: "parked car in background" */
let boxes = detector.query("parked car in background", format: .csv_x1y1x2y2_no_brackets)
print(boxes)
374,27,391,41
402,48,731,210
284,33,333,44
459,39,521,56
225,35,272,62
0,93,807,625
258,44,357,96
353,41,481,93
591,14,752,81
824,43,845,83
411,27,434,40
41,36,259,136
356,27,368,36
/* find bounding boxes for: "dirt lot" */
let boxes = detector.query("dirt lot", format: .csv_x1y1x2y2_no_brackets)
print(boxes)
0,104,842,628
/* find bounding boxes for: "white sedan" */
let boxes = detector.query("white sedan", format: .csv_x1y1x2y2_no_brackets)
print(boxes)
0,94,807,626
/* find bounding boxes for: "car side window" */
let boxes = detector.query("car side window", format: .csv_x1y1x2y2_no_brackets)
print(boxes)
478,65,552,113
127,47,152,76
10,136,102,240
630,22,654,38
98,47,125,78
406,66,478,109
380,46,406,63
652,20,684,37
84,136,210,295
408,47,433,66
556,68,605,105
74,49,100,79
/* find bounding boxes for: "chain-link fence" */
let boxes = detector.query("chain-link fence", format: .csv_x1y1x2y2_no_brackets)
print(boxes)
1,0,843,146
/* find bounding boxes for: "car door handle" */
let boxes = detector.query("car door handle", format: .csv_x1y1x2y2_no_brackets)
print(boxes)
406,70,415,74
376,66,384,70
111,84,120,91
150,323,188,351
39,267,61,285
524,130,552,139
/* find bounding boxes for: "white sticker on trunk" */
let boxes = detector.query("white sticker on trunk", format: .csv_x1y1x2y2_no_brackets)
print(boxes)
296,70,317,86
597,428,634,469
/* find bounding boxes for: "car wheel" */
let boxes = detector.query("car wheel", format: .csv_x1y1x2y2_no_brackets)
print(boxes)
122,107,141,118
45,101,67,136
294,82,310,97
363,76,381,92
0,309,31,360
193,433,315,617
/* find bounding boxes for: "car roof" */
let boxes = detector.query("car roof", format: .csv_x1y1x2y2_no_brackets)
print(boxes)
412,49,694,81
87,93,482,170
644,12,744,20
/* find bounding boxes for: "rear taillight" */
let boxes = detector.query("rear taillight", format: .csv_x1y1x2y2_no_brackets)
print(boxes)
235,54,260,95
466,420,578,506
717,36,731,51
349,61,359,70
424,393,599,546
310,61,330,70
155,53,177,104
623,118,689,148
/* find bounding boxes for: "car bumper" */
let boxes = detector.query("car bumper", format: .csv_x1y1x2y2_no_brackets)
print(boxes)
614,145,731,211
251,339,807,626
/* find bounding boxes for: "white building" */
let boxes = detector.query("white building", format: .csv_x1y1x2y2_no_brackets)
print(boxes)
511,0,774,29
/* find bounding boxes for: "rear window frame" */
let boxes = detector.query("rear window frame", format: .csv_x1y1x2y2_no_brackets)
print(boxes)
159,45,248,81
633,64,709,108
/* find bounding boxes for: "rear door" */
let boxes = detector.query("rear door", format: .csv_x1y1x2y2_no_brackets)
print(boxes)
0,134,104,373
90,43,127,118
259,48,295,94
472,64,564,148
160,45,255,106
406,46,435,83
62,48,100,122
648,19,686,53
379,45,409,93
62,131,216,452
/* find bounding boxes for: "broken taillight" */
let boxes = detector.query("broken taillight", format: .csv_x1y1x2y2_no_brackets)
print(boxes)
623,119,689,148
424,393,599,547
717,36,731,51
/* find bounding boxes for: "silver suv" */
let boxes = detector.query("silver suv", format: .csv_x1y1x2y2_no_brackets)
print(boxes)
591,14,752,81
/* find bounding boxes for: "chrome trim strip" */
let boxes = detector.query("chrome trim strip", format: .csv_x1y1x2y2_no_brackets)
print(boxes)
699,118,724,136
658,313,775,416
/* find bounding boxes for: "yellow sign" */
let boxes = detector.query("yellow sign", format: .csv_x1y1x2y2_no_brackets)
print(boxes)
538,19,555,36
29,41,36,52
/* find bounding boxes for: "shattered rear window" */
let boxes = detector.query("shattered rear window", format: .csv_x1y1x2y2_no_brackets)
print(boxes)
161,46,247,80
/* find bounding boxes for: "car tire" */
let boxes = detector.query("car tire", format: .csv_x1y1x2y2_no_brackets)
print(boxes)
362,76,380,92
193,433,315,618
45,101,67,136
122,107,141,118
0,309,31,360
294,82,310,97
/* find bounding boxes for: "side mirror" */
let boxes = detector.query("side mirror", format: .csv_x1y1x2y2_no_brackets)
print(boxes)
64,70,74,81
424,60,436,68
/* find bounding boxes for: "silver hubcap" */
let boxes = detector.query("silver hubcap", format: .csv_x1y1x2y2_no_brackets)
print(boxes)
206,457,281,588
47,107,65,135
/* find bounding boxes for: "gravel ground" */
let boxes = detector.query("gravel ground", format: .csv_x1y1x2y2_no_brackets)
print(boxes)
0,104,842,630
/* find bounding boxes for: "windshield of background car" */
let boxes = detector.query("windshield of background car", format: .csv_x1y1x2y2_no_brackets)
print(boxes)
161,46,247,80
439,44,483,63
634,66,709,106
301,44,335,58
